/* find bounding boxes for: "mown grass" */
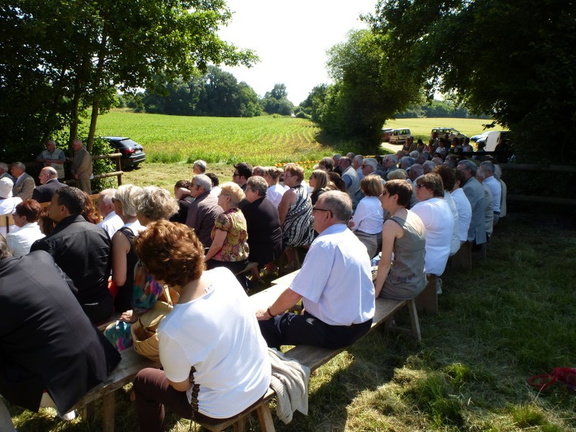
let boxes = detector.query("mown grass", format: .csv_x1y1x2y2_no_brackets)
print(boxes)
8,207,576,432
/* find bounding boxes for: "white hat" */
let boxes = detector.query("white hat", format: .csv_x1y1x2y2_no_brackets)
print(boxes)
0,177,14,199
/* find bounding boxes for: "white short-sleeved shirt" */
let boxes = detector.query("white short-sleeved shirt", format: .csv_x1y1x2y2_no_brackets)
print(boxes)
267,184,287,207
443,192,461,255
451,188,472,242
411,197,454,276
484,176,502,213
290,224,375,326
6,222,45,257
350,196,384,235
158,267,271,419
97,211,124,239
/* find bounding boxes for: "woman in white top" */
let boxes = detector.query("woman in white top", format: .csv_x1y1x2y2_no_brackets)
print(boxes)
132,221,271,430
263,166,286,207
411,173,454,277
6,199,45,257
349,175,384,259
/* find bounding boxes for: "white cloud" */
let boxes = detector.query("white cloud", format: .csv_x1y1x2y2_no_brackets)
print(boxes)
218,0,376,105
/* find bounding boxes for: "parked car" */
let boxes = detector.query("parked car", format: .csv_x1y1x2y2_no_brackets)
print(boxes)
103,136,146,169
381,128,394,142
388,128,411,144
431,127,467,143
471,130,510,151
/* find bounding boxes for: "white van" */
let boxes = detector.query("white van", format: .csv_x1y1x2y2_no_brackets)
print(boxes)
472,131,510,151
388,128,411,144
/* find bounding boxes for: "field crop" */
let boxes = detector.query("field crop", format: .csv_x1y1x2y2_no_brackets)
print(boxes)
95,111,328,166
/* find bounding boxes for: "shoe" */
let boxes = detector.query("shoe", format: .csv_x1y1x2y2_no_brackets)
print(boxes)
59,410,76,421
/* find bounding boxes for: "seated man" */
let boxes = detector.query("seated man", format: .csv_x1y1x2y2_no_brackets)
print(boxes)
31,166,68,204
31,187,113,323
257,190,375,349
185,174,223,248
0,236,120,428
96,188,124,238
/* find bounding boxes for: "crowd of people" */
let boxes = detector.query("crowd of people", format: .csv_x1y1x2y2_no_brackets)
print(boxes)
1,141,506,431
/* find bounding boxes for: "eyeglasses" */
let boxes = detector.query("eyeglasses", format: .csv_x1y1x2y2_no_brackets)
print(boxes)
312,207,331,214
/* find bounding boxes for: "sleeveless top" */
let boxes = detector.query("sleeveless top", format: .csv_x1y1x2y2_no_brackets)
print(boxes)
113,226,138,313
282,184,314,248
380,214,427,300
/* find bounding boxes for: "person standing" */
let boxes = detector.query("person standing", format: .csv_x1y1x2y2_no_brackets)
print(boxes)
36,139,66,180
71,139,93,194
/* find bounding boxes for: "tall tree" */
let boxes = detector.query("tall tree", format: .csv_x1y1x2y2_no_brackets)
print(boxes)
370,0,576,162
316,30,421,146
0,0,257,156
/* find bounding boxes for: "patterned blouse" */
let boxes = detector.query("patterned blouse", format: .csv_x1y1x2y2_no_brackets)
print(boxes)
211,208,250,262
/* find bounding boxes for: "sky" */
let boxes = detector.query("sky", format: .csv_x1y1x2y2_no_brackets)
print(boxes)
218,0,377,105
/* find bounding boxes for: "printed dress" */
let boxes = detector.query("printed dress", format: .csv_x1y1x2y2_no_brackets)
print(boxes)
282,184,314,248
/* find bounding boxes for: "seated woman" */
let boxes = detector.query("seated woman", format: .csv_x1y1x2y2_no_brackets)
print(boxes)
308,169,328,205
6,199,45,257
411,173,454,278
132,221,271,431
278,163,314,269
204,182,250,284
110,184,144,313
241,176,283,279
349,175,384,259
104,186,179,351
375,180,426,300
263,166,286,207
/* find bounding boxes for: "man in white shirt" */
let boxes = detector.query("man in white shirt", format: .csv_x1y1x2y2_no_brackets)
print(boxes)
479,161,502,224
96,189,124,239
257,190,375,349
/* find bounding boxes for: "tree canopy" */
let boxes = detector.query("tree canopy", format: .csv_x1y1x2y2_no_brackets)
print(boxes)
369,0,576,162
0,0,256,159
308,30,421,149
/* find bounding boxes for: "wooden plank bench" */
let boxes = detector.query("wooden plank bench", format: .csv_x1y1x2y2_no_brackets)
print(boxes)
71,347,157,432
199,272,421,432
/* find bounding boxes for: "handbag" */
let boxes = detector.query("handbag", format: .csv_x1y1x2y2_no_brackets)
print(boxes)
131,285,173,362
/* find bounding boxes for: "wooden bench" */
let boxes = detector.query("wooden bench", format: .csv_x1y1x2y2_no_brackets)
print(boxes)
199,271,421,432
71,347,157,432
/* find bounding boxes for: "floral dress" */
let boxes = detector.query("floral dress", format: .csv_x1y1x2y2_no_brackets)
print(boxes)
104,261,165,351
211,208,249,262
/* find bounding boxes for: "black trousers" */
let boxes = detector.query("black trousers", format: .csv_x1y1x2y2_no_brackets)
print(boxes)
259,311,372,350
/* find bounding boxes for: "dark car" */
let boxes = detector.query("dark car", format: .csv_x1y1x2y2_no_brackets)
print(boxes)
104,136,146,169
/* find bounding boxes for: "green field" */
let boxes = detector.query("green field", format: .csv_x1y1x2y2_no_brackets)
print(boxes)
95,111,502,167
96,111,328,166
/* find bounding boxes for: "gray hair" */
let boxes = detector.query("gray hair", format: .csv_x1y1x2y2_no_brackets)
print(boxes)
409,150,420,159
193,160,207,173
458,159,478,176
0,235,12,259
12,162,26,171
136,186,178,222
422,161,436,174
386,154,399,164
115,184,143,217
99,188,116,206
480,161,495,174
409,164,424,177
246,175,268,196
317,190,352,223
192,174,212,192
0,162,9,172
43,166,58,178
